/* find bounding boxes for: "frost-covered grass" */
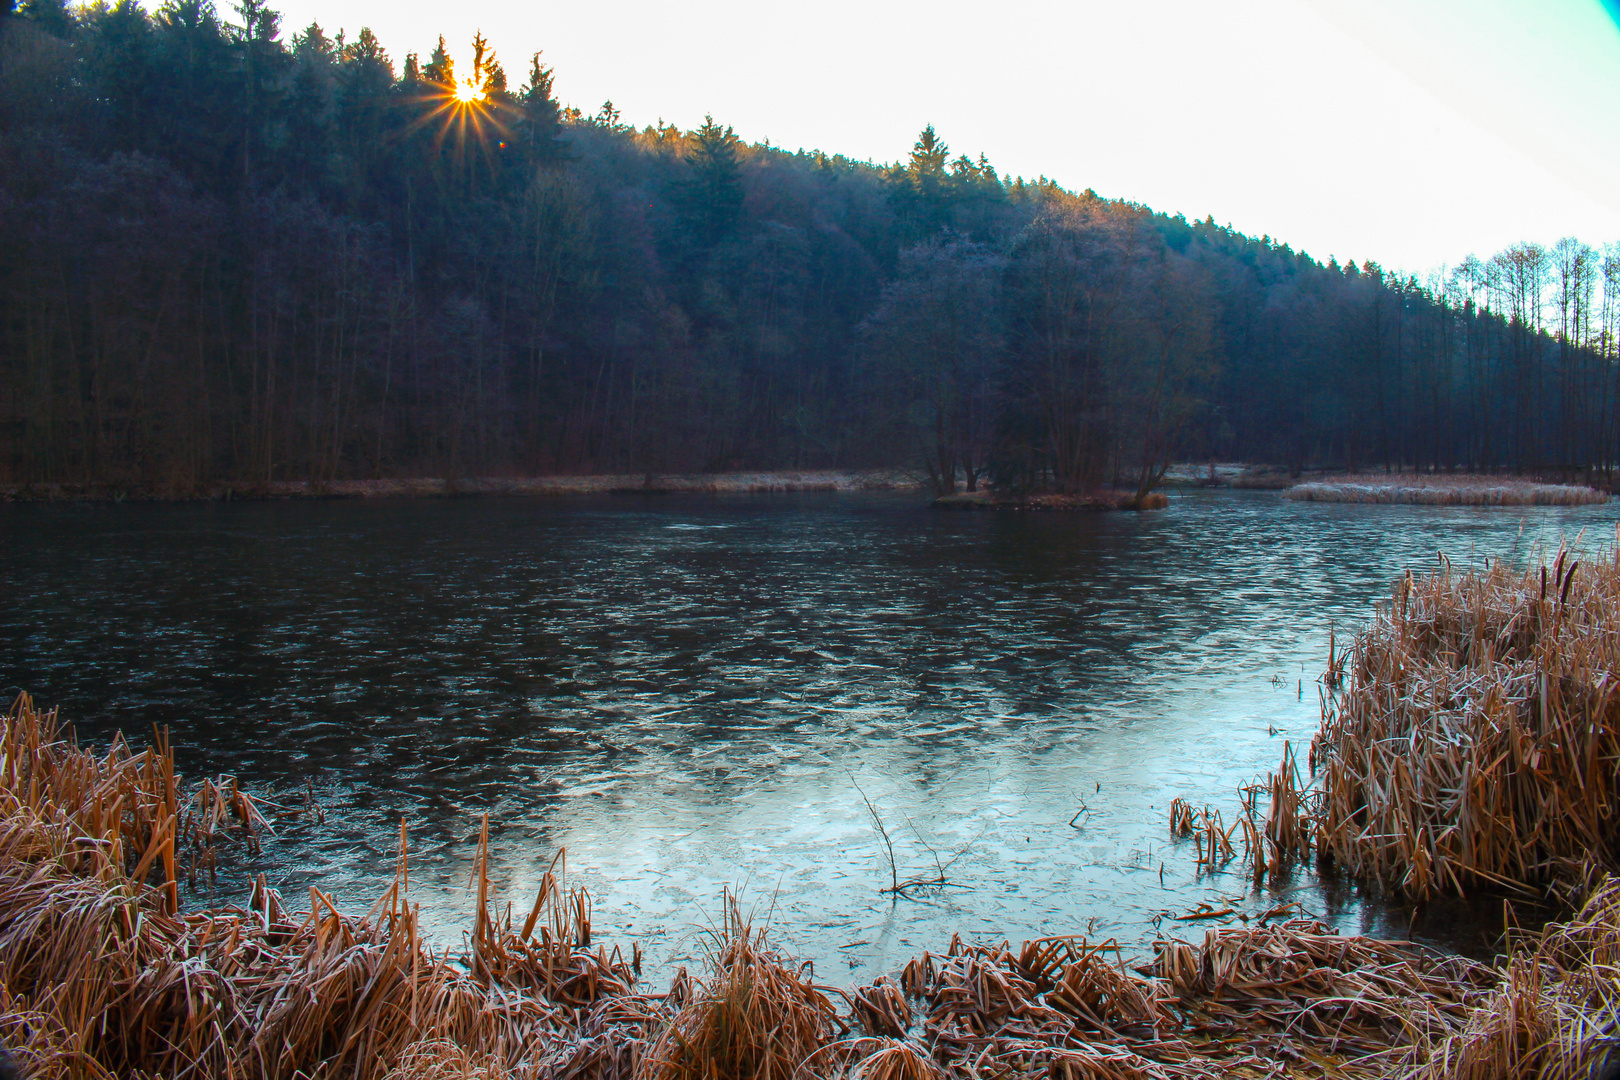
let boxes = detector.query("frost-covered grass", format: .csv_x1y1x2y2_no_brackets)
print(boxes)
1284,474,1607,506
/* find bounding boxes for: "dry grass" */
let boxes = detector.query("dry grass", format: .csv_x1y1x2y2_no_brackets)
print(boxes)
841,1039,942,1080
12,686,1620,1079
1155,542,1620,1073
1404,876,1620,1079
1284,474,1607,505
643,895,841,1080
0,693,606,1080
1171,744,1317,889
1306,544,1620,897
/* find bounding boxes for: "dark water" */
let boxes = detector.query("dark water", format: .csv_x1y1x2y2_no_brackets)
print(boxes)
3,490,1614,980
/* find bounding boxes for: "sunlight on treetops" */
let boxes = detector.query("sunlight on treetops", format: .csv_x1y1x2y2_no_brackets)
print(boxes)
453,79,483,103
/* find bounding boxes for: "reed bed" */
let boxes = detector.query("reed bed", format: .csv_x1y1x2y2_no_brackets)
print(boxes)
1169,743,1316,889
0,694,601,1079
1304,545,1620,897
9,689,1620,1078
1283,474,1607,505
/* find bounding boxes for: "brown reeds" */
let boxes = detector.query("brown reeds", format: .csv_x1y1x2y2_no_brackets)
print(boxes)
1402,875,1620,1078
643,894,841,1080
1166,800,1237,872
883,922,1512,1078
13,685,1620,1079
0,693,611,1080
1308,543,1620,897
1283,475,1607,505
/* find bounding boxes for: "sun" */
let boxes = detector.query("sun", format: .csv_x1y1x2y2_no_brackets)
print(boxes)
453,79,482,104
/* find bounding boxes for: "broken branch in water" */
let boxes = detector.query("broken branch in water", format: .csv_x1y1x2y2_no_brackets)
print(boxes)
849,774,900,894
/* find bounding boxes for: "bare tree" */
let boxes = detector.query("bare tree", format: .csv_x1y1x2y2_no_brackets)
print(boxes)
860,235,1005,494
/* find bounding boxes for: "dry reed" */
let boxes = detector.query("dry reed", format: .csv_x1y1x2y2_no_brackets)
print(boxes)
1308,543,1620,897
0,693,613,1080
1401,876,1620,1078
1148,542,1620,1073
13,686,1620,1079
1284,474,1606,505
643,895,841,1080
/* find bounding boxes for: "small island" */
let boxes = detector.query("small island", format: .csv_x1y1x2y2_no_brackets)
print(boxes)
932,489,1169,510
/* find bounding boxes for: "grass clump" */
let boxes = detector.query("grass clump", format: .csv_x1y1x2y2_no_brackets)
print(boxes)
1309,544,1620,897
644,897,840,1080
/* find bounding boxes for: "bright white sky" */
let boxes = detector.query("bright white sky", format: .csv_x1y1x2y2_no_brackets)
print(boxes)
259,0,1620,277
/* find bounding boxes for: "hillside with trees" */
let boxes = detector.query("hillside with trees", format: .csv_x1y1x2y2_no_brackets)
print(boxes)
2,1,1617,494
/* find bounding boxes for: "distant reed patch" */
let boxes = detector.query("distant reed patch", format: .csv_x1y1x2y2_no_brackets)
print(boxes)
1283,474,1608,505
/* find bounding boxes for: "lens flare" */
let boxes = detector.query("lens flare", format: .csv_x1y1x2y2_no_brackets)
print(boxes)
453,80,482,103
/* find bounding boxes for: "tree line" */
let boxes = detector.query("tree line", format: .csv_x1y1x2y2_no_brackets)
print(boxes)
2,0,1617,494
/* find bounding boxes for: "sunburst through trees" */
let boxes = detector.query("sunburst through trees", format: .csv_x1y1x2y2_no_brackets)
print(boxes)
415,31,511,196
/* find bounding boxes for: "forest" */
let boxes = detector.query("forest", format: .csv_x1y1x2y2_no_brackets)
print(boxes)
2,0,1618,495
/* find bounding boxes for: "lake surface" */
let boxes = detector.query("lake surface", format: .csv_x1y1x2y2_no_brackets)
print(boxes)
4,489,1615,981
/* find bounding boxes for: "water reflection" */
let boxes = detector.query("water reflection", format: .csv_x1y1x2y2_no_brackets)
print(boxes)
2,490,1611,981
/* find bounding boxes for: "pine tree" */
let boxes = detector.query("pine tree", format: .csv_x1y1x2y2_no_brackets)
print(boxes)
519,52,567,165
469,29,492,94
889,125,955,240
423,34,452,87
676,115,744,247
908,125,948,188
85,0,153,146
18,0,74,36
232,0,285,184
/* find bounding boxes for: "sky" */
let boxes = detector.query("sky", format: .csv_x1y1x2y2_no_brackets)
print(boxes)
256,0,1620,278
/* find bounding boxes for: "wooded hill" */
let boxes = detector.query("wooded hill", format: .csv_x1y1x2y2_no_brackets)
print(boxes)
2,2,1617,494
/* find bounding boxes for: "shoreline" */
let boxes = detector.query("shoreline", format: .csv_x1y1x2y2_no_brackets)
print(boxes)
1161,462,1617,501
9,465,1610,508
0,470,927,503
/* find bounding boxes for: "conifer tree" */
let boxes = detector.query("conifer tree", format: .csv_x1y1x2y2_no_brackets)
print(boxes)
676,114,744,247
890,124,956,240
423,34,452,87
18,0,73,36
519,52,566,165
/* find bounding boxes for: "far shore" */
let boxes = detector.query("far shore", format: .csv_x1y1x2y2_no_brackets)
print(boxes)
7,466,1614,508
0,470,927,503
